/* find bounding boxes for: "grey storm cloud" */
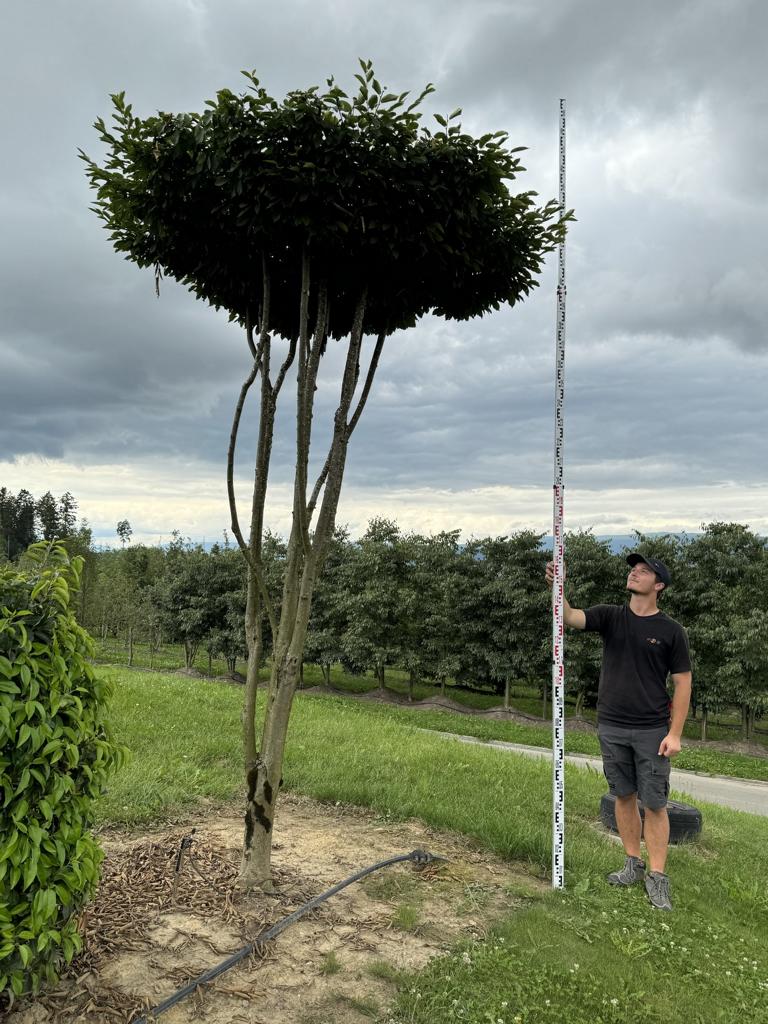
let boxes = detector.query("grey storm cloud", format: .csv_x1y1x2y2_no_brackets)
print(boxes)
1,0,766,529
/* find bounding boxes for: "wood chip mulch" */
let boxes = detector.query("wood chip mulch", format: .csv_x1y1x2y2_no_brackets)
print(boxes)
3,830,317,1024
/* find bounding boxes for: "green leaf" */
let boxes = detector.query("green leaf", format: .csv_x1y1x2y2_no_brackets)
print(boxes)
23,853,39,890
14,767,31,795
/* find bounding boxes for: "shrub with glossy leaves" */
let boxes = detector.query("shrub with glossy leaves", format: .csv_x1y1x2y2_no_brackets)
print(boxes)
0,543,126,1001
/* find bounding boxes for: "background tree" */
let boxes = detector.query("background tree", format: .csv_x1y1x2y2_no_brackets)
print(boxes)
203,544,248,677
116,519,133,547
36,492,61,541
0,489,37,561
58,492,78,537
149,536,216,669
84,62,569,888
481,532,549,710
562,532,625,715
682,523,765,739
340,518,407,692
451,538,494,689
401,531,463,700
304,526,351,688
722,606,768,740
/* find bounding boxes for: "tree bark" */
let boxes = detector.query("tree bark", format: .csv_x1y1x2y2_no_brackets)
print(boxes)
542,682,548,721
321,663,331,689
239,547,320,888
741,702,749,740
184,641,198,669
701,707,708,741
504,676,510,711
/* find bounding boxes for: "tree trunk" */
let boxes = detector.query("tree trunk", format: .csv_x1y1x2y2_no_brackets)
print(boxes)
148,627,154,669
440,677,446,698
239,550,318,890
321,663,331,689
542,682,548,721
208,650,213,676
127,625,133,667
408,669,416,703
377,659,385,694
184,641,198,670
747,706,756,741
574,689,585,717
299,661,304,689
239,653,300,890
504,677,510,711
701,707,708,742
741,703,749,740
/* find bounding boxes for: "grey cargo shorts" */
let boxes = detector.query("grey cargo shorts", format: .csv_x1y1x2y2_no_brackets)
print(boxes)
597,724,671,811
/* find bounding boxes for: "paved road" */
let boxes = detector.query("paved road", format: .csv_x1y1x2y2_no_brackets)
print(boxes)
428,732,768,817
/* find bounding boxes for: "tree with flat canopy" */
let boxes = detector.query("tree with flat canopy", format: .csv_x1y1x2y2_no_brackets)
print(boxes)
82,61,571,889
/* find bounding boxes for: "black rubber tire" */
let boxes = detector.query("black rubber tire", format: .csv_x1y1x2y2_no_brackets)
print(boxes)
600,792,702,843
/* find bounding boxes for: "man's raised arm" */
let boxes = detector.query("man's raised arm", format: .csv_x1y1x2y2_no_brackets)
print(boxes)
545,561,586,630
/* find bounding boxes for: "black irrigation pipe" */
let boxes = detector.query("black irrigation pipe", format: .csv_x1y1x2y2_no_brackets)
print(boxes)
133,847,446,1023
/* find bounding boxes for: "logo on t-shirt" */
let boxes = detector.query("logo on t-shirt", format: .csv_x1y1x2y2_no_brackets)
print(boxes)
646,637,661,645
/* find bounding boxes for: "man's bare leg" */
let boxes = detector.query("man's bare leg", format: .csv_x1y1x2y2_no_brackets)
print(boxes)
643,806,670,873
614,794,643,858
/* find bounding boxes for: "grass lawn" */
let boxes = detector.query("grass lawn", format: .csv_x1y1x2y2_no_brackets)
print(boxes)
93,635,768,740
337,700,768,783
92,640,768,776
96,667,768,1024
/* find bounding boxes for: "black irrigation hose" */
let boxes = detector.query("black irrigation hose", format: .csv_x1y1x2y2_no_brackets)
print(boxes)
133,847,446,1023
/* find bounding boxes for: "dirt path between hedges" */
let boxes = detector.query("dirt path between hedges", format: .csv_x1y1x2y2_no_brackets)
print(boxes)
7,794,543,1024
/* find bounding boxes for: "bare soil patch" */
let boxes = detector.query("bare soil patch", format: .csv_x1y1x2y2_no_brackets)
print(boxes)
7,795,541,1024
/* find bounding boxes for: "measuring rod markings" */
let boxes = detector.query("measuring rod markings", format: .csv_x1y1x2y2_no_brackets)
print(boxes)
551,98,566,890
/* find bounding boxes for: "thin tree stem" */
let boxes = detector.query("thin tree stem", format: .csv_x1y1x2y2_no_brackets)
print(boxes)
348,329,386,434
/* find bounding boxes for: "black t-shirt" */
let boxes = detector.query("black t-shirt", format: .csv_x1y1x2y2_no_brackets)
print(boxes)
583,604,691,728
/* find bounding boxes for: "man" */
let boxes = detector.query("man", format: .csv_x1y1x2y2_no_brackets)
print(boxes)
545,552,692,910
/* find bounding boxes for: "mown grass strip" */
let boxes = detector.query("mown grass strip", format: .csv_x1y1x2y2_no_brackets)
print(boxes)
295,694,768,783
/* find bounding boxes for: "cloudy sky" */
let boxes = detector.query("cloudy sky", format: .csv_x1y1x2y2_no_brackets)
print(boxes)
1,0,766,546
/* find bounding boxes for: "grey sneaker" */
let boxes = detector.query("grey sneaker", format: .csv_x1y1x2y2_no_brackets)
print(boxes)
607,855,646,886
645,871,672,911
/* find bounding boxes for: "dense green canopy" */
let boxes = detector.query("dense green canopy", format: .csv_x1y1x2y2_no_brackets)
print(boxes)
82,63,569,339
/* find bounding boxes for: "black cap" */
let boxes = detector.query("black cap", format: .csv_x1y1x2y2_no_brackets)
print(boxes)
626,552,671,587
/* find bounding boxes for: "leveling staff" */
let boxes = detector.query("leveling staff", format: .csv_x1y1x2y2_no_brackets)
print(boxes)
545,553,692,911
